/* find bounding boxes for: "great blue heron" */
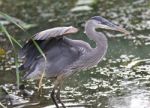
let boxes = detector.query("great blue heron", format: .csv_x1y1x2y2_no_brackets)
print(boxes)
19,16,129,108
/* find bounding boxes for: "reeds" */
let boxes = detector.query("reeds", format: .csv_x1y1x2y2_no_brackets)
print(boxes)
0,12,46,90
0,12,23,89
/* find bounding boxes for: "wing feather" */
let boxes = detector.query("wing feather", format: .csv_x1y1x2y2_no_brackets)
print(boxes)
34,26,78,40
19,26,78,71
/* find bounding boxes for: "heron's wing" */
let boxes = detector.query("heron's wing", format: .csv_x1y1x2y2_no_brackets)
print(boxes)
21,38,84,79
33,26,78,40
19,26,78,68
19,40,44,70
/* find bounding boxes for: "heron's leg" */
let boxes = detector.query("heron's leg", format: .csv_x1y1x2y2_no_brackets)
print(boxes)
56,85,66,108
51,86,59,108
53,75,67,108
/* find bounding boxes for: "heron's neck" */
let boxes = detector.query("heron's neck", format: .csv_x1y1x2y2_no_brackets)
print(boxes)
85,20,108,62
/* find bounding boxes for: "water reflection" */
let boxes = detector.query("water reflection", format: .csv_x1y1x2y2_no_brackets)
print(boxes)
109,88,150,108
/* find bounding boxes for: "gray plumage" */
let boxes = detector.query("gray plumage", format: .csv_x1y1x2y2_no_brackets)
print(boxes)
20,16,129,108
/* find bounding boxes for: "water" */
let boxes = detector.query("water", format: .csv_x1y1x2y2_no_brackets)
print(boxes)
0,0,150,108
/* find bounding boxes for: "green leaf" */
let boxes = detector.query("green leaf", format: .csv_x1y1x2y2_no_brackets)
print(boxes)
0,23,14,47
0,12,37,30
0,12,25,31
31,39,47,61
0,23,22,48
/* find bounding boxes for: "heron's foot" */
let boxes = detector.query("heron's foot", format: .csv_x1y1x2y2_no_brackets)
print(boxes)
51,88,60,108
51,75,66,108
56,89,66,108
51,88,66,108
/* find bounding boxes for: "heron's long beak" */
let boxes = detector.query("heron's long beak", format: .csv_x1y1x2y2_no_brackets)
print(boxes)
114,26,130,35
97,23,130,35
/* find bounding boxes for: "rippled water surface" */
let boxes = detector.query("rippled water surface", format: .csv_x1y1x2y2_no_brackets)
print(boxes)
0,0,150,108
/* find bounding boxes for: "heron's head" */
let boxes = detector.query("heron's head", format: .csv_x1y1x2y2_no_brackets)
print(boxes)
91,16,129,35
